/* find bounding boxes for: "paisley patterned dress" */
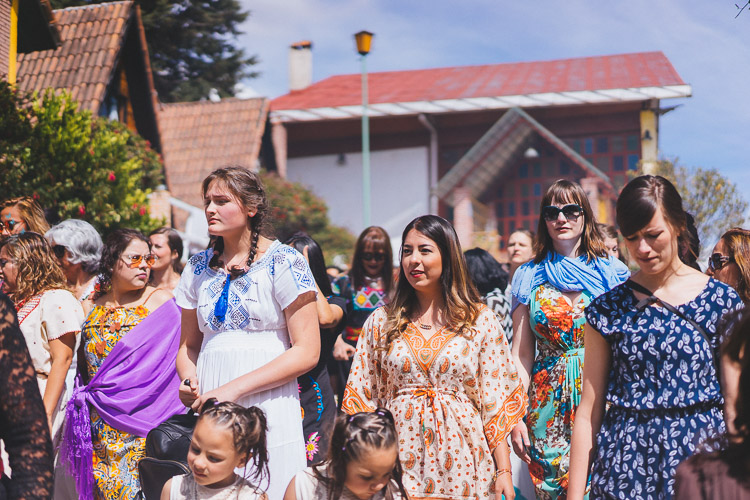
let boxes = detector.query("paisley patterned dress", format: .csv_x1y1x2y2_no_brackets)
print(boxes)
526,283,591,499
82,305,149,500
585,279,744,499
343,306,527,499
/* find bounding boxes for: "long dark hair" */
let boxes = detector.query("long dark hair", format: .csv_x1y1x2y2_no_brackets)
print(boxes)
285,232,332,296
96,229,151,297
463,247,508,296
313,408,407,500
533,179,608,263
616,175,694,262
202,166,269,279
197,398,269,491
350,226,393,292
149,226,184,273
384,215,481,345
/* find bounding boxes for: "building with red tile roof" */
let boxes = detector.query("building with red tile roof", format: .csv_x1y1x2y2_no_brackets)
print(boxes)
2,0,59,82
15,0,161,151
271,50,690,253
158,97,270,231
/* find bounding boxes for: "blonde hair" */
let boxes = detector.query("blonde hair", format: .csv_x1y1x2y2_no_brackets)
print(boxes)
0,232,68,303
1,196,50,234
382,215,481,347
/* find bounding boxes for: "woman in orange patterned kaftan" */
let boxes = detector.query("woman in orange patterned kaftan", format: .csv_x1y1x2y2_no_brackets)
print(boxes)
343,215,527,500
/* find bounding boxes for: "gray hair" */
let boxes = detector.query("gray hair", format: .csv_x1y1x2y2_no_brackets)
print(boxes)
45,219,103,274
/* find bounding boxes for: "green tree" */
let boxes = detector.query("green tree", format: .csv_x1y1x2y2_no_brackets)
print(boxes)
649,159,748,257
49,0,257,102
261,173,356,265
0,82,164,235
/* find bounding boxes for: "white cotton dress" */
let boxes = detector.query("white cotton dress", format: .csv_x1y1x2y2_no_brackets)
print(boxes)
174,241,316,500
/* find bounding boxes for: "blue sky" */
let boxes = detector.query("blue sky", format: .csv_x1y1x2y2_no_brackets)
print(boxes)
237,1,750,224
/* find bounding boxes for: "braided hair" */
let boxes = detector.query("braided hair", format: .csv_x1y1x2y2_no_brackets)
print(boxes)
201,166,268,279
197,399,270,490
313,408,407,500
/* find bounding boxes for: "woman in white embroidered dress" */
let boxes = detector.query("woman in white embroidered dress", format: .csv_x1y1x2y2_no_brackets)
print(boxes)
343,215,527,500
175,166,320,500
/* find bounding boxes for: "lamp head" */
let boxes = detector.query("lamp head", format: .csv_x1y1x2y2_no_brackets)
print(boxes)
354,31,374,56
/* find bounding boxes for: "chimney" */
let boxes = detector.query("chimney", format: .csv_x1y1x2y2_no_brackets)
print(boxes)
289,41,313,91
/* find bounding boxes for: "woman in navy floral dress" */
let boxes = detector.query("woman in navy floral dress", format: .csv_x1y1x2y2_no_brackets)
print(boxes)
569,175,744,500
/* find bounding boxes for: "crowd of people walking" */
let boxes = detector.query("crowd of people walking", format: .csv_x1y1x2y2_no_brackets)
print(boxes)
0,170,749,500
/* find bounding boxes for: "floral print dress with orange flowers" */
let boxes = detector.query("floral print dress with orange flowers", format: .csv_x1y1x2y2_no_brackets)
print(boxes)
343,306,527,499
526,283,591,500
82,305,150,500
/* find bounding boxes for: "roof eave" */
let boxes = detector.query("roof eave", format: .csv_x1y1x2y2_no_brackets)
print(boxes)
270,84,692,123
17,0,61,53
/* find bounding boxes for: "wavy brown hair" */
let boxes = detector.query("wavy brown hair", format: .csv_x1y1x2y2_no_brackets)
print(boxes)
0,232,68,303
719,228,750,304
383,215,481,346
202,166,268,279
533,179,608,263
1,196,50,235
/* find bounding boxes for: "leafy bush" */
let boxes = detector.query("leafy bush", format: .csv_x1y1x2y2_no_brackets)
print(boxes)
0,82,164,235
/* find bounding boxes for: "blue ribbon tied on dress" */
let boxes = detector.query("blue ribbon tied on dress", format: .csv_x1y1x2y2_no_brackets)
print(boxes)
214,274,231,322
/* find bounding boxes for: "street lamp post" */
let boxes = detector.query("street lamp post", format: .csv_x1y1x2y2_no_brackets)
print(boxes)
354,30,373,228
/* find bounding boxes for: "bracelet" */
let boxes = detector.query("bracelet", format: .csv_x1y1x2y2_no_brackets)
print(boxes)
492,468,512,482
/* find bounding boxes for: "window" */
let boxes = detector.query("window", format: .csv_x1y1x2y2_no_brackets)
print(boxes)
627,135,639,151
595,156,609,171
628,154,639,171
523,219,531,230
496,186,503,198
521,184,529,197
519,164,529,178
584,138,593,155
573,139,582,153
613,155,624,171
509,220,516,233
612,136,624,152
508,202,516,216
596,137,609,153
533,183,542,196
522,201,530,216
534,202,540,215
560,161,571,175
533,163,542,177
497,221,504,235
495,203,504,218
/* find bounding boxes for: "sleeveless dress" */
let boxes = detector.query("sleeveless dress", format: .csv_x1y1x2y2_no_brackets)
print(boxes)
82,304,150,499
293,466,404,499
169,473,264,499
585,279,744,499
526,283,591,499
174,241,316,500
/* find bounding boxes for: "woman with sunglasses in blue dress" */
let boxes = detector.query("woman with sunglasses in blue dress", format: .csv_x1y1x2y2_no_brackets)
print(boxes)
509,180,629,499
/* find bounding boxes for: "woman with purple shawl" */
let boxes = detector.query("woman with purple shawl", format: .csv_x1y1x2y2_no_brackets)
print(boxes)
61,229,183,500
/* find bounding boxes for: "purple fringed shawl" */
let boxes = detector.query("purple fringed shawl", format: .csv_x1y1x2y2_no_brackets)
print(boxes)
60,298,184,500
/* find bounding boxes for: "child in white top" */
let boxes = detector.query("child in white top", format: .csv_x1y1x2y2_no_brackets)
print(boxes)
283,408,407,500
162,399,268,500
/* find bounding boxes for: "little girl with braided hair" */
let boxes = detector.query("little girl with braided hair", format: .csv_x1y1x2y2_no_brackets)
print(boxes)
175,166,320,498
161,399,269,499
283,408,408,500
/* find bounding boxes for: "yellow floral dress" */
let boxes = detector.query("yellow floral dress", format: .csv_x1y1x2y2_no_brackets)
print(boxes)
82,305,149,500
343,306,526,499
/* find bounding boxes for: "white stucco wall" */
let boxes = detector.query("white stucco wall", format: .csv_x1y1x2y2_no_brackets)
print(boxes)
287,147,429,245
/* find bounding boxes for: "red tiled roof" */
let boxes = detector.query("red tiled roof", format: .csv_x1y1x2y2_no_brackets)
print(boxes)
159,98,269,208
272,51,685,111
16,1,133,114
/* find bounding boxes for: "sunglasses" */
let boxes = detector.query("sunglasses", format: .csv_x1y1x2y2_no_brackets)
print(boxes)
122,253,156,268
52,244,67,259
362,252,386,262
0,219,22,232
708,253,734,272
542,204,583,222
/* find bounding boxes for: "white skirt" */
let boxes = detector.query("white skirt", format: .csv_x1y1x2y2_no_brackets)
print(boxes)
197,329,306,500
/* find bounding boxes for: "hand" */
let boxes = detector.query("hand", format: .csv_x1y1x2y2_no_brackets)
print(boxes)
190,382,239,412
333,335,356,361
179,376,200,408
510,421,531,464
494,470,515,500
